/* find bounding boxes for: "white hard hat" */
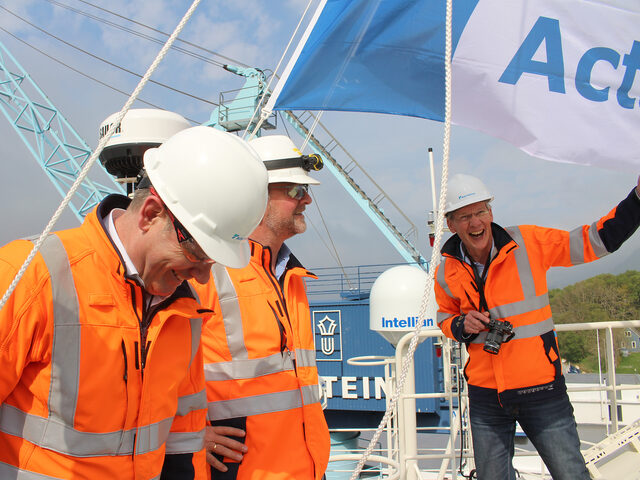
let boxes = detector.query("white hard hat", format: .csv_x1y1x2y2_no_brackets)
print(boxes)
248,135,321,185
444,174,494,215
99,109,191,178
144,126,268,268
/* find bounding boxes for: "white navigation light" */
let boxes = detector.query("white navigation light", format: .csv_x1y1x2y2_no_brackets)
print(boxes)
369,265,438,346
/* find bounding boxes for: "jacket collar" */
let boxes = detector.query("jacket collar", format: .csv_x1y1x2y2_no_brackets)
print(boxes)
248,239,315,280
83,194,131,274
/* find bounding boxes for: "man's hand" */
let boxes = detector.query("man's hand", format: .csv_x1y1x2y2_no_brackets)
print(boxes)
204,425,248,472
636,175,640,197
462,310,490,335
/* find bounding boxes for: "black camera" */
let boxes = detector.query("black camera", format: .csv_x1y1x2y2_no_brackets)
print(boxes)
483,318,514,355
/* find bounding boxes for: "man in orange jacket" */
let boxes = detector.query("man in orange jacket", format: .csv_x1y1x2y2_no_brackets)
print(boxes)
435,173,640,480
193,135,330,480
0,123,268,479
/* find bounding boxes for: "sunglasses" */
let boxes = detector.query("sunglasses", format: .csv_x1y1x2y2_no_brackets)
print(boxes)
149,188,213,264
271,184,309,200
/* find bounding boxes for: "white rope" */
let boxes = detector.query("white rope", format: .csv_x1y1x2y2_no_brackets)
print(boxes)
348,0,454,477
243,0,317,141
300,110,323,151
0,0,203,313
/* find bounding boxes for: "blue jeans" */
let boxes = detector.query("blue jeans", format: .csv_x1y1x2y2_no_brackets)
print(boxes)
469,391,591,479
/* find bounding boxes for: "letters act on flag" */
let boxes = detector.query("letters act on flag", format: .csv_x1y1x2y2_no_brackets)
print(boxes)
272,0,640,171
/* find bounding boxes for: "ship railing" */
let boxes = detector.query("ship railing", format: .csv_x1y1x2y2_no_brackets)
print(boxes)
326,319,640,479
306,262,426,301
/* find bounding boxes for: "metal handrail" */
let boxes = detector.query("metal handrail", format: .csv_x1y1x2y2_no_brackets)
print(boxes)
327,320,640,479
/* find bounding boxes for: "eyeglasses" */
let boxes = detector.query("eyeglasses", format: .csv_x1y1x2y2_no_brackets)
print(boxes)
149,188,213,264
452,208,491,224
271,183,309,200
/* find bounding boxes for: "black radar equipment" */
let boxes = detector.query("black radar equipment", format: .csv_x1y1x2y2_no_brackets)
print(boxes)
98,109,191,194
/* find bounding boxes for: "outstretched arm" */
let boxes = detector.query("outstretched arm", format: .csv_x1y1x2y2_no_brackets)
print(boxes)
595,176,640,254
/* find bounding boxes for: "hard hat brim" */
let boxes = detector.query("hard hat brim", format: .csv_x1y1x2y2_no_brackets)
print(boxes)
195,231,251,269
268,169,321,185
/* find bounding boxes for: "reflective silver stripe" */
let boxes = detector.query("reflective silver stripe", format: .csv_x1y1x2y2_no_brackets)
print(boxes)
436,311,452,325
208,389,304,420
489,293,550,320
301,384,321,405
0,404,136,456
176,389,207,417
211,264,247,359
514,317,554,339
0,461,63,480
295,348,317,368
436,259,453,298
39,235,81,429
206,265,322,421
134,417,173,455
570,222,609,265
204,352,294,381
436,260,456,326
461,227,555,344
588,221,609,258
505,227,536,298
569,226,586,265
471,317,555,343
164,429,205,454
1,235,183,459
189,316,202,368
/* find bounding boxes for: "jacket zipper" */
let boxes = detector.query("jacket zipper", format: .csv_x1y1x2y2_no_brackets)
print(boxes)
122,276,194,459
126,281,146,377
262,248,295,340
260,247,314,455
267,302,288,353
121,339,128,384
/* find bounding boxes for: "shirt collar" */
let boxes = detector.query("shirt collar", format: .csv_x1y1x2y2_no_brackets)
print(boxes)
458,240,496,275
274,243,292,280
106,208,167,306
106,208,139,278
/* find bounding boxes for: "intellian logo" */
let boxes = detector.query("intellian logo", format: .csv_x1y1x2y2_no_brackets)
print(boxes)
381,317,434,328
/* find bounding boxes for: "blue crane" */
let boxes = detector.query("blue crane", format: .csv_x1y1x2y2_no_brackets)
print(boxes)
1,37,426,270
203,65,429,269
0,40,124,223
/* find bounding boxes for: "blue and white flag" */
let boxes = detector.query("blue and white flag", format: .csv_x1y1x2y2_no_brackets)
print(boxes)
270,0,640,171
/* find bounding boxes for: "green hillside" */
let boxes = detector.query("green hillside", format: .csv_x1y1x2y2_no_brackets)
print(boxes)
551,270,640,373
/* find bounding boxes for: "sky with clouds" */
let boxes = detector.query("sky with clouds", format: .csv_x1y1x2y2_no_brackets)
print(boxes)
0,0,638,292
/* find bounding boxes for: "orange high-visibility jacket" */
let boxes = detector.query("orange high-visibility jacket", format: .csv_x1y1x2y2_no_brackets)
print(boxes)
0,195,209,480
194,240,330,480
435,187,640,404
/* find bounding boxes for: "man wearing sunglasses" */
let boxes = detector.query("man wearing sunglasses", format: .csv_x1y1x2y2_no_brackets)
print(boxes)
0,122,268,480
435,173,640,479
194,135,330,480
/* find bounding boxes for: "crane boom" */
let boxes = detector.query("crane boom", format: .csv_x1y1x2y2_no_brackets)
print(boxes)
205,65,428,269
0,41,124,223
0,41,427,269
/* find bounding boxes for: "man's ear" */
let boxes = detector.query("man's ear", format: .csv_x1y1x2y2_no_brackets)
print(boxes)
446,217,456,234
139,195,164,233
